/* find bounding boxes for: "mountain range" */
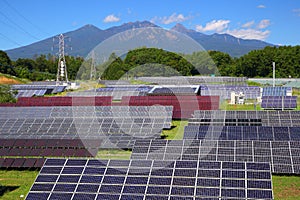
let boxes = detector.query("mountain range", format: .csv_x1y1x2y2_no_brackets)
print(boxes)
5,21,273,60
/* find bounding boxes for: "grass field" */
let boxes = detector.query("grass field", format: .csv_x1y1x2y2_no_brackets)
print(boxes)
272,175,300,200
161,120,187,140
0,170,38,200
96,149,132,160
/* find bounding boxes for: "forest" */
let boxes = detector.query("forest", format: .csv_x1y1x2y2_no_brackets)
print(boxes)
0,45,300,81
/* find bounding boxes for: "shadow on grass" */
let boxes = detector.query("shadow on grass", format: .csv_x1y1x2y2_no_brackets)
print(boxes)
0,185,19,197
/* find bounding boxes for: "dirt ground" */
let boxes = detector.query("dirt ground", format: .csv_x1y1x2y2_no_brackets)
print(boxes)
0,76,21,84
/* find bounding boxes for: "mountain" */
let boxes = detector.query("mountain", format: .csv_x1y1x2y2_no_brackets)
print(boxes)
171,23,273,57
5,21,273,59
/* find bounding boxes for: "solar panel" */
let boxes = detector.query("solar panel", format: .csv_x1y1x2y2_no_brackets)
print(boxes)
26,158,273,200
131,139,300,174
0,106,173,149
261,96,297,109
262,86,292,96
191,110,300,126
184,125,300,141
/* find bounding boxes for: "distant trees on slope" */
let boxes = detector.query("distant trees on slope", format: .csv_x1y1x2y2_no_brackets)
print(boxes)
0,45,300,81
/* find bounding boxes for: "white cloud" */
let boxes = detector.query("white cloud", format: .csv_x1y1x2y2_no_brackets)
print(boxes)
242,20,255,28
103,14,120,23
152,13,190,24
257,19,270,29
195,19,230,32
293,8,300,16
226,29,270,40
257,5,266,9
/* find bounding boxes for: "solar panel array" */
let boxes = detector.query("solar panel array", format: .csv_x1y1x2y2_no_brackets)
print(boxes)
68,86,152,100
0,139,101,158
122,96,220,119
200,85,260,99
11,85,66,98
262,86,292,96
0,158,45,168
0,96,113,107
148,86,199,96
261,96,297,109
131,139,300,174
0,106,173,148
184,125,300,141
15,89,47,98
26,158,273,200
136,76,248,85
192,110,300,126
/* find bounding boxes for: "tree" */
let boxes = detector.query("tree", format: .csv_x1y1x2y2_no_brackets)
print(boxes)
0,85,16,103
0,50,14,75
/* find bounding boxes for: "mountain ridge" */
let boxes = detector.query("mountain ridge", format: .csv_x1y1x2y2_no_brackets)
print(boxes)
5,21,274,59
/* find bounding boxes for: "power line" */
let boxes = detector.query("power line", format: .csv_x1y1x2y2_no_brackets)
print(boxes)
2,0,50,36
0,32,22,47
0,10,40,40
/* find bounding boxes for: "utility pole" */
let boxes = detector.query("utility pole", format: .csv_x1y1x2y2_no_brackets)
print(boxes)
272,62,275,87
90,50,96,80
56,34,69,84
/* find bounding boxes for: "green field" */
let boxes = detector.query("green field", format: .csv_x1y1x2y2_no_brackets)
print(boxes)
273,175,300,200
0,170,38,200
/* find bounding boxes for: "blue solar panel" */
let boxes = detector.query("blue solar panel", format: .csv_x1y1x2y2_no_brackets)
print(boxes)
197,178,220,187
80,175,102,183
171,187,195,196
247,190,273,199
26,192,49,200
99,185,123,193
73,193,96,200
196,187,219,197
31,184,54,191
36,175,58,183
76,184,99,192
120,194,144,200
53,184,76,192
126,176,148,185
58,175,80,183
49,193,73,200
123,185,146,194
221,188,246,198
97,194,120,200
149,177,172,185
27,159,274,200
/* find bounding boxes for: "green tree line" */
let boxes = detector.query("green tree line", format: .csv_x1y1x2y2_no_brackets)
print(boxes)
1,45,300,81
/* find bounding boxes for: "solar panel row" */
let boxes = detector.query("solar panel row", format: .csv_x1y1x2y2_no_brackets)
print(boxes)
0,157,45,168
26,158,273,200
0,96,113,107
123,96,219,118
261,96,297,109
200,85,260,99
0,106,173,128
192,110,300,126
0,139,101,158
184,125,300,141
131,139,300,174
136,76,247,85
262,86,292,96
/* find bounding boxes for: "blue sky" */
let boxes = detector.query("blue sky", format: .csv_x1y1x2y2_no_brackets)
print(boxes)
0,0,299,50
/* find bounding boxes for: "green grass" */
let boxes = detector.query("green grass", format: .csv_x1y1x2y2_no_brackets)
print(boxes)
161,120,188,140
272,175,300,200
95,149,132,160
220,99,262,111
0,170,38,200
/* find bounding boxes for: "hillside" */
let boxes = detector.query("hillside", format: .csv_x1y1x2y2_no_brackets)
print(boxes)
5,21,273,60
